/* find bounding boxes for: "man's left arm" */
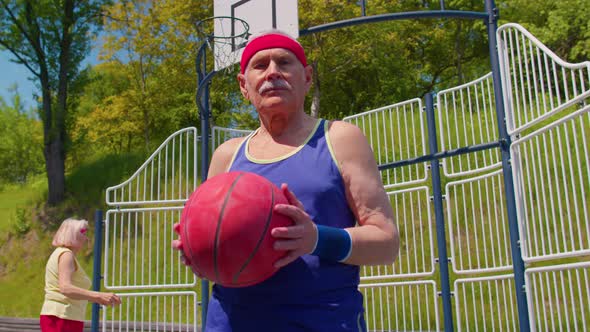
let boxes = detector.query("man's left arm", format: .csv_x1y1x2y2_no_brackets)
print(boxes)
329,120,400,266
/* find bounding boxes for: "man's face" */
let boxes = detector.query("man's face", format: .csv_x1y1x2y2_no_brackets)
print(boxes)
238,47,312,114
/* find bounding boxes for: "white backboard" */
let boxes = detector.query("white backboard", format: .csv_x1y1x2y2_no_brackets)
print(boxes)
213,0,299,71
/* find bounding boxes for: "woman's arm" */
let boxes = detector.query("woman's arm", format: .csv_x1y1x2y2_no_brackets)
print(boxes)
57,251,121,306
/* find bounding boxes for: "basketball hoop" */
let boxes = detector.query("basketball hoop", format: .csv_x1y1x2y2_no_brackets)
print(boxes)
196,16,250,73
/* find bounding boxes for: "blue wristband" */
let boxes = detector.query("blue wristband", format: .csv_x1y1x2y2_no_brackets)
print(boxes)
311,225,352,262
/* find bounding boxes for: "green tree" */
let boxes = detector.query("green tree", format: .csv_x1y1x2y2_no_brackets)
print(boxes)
0,0,108,205
0,87,44,185
499,0,589,62
100,0,207,152
70,61,137,160
298,0,490,119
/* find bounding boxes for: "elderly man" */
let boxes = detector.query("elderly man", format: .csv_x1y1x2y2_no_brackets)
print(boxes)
174,30,399,332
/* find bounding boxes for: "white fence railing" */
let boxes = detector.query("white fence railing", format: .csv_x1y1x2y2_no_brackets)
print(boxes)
361,280,440,332
525,262,590,332
105,127,198,206
344,98,428,189
454,274,519,332
437,72,502,177
445,169,513,274
510,102,590,262
103,207,195,290
497,23,590,136
101,291,199,332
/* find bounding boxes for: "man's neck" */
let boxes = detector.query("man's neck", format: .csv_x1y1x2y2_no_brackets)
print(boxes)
257,111,316,146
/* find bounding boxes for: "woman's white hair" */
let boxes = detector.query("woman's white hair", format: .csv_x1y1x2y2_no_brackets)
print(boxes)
52,218,88,247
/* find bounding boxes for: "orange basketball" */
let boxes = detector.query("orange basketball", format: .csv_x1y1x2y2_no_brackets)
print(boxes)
179,171,292,287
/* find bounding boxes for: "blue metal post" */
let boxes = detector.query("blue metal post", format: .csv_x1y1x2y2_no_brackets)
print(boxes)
485,0,530,330
91,209,104,332
425,93,454,332
199,83,211,328
195,38,217,329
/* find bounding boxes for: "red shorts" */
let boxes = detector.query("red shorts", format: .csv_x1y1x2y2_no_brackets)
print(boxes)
40,315,84,332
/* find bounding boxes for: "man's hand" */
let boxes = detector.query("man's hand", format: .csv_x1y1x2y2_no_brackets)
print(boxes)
271,183,318,268
172,223,204,278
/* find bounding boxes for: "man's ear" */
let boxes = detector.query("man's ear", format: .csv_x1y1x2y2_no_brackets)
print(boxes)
237,73,249,99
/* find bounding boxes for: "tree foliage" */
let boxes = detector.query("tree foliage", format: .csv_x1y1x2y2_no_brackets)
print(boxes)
499,0,589,62
96,0,207,152
0,0,108,204
61,0,590,171
297,0,490,119
0,88,44,185
70,61,137,161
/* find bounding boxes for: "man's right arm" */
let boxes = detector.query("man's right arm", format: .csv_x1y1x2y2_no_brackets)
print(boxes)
206,137,245,178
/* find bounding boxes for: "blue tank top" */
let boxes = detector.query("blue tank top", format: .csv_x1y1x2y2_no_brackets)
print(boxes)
205,119,365,332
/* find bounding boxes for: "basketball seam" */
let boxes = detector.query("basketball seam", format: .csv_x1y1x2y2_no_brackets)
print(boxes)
213,172,245,283
232,184,275,285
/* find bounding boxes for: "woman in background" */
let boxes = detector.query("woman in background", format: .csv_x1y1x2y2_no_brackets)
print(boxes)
40,218,121,332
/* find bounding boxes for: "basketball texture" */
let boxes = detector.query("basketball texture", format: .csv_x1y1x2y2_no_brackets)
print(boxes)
179,171,292,287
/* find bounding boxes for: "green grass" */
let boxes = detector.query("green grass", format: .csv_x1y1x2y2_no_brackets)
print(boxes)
0,177,49,318
0,152,149,319
66,152,148,208
0,233,51,317
0,177,45,234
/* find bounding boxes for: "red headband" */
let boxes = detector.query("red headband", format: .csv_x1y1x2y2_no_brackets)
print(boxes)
240,33,307,74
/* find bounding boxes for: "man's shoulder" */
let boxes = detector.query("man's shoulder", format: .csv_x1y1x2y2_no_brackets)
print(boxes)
215,136,247,156
326,120,366,142
209,136,249,175
325,119,373,165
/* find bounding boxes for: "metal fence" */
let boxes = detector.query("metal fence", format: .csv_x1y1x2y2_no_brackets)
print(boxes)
97,23,589,332
101,127,200,331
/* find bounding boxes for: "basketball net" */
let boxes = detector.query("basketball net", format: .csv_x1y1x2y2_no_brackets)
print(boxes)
196,16,250,73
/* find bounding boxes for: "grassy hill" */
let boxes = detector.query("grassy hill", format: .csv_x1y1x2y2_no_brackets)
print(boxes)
0,152,146,318
0,179,55,318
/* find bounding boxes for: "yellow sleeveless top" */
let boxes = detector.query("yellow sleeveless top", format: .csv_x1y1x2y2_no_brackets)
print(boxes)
40,247,92,321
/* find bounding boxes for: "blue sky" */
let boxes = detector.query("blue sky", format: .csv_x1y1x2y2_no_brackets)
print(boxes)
0,51,37,109
1,46,101,111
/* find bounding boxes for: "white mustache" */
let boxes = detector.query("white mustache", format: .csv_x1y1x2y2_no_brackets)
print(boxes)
258,80,291,94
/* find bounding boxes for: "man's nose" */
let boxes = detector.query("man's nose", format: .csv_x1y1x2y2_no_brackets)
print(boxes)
265,60,283,80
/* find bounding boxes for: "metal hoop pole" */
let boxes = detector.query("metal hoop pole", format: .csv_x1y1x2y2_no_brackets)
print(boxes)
194,16,249,326
196,40,209,84
196,70,217,117
195,38,219,328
